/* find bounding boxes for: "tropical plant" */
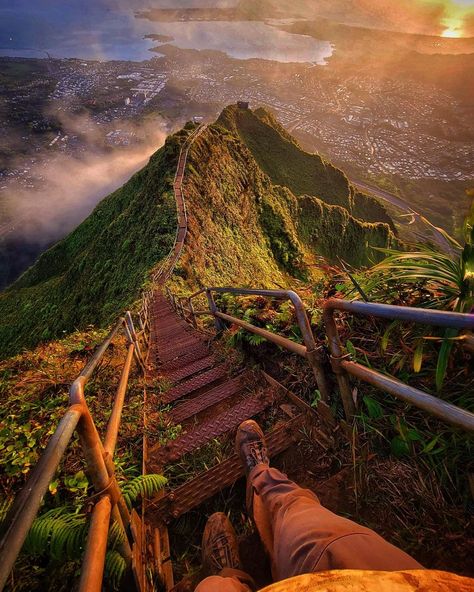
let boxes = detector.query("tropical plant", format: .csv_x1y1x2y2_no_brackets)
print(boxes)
368,197,474,389
1,474,167,590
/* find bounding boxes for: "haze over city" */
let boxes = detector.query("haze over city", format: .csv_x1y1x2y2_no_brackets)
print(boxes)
0,0,473,286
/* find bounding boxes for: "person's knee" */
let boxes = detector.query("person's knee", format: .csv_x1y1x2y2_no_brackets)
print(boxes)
195,574,252,592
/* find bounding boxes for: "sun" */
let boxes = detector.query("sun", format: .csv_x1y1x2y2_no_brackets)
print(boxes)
441,27,462,37
441,16,463,38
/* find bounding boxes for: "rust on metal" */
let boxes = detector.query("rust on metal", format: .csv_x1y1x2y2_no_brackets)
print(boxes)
147,415,305,525
170,375,246,424
148,391,277,470
78,495,112,592
163,364,229,404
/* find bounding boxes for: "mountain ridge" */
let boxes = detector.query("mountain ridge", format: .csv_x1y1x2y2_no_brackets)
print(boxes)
0,105,395,358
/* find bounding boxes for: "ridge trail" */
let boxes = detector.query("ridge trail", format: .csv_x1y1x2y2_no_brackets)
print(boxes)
142,125,315,590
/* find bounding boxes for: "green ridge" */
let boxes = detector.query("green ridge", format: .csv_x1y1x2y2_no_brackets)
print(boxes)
0,106,396,358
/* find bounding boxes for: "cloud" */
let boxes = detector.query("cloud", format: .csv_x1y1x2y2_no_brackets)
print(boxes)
2,115,166,248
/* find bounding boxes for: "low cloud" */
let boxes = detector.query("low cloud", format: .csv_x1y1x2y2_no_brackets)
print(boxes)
1,117,166,248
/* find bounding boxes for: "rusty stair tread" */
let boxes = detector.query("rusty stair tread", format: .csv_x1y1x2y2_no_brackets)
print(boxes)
170,375,247,424
164,355,216,383
164,364,229,403
147,415,304,525
158,348,211,373
154,342,210,365
148,389,277,468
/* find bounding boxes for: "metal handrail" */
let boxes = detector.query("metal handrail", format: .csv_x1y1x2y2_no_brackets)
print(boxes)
0,312,147,592
187,287,331,401
322,298,474,430
172,287,474,433
151,124,206,286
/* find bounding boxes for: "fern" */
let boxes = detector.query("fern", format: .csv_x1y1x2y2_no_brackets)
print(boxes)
121,474,167,510
104,550,126,591
0,498,12,525
23,507,87,560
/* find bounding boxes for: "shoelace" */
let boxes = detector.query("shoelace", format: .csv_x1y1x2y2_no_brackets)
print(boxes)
210,533,237,570
246,441,268,468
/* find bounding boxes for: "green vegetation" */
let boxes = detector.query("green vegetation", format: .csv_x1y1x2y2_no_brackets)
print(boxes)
0,106,396,359
172,105,395,293
367,199,474,389
0,131,188,358
0,325,164,591
217,105,392,227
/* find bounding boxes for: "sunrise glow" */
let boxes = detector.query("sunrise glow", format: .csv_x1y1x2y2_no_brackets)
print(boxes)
441,15,464,37
442,26,462,37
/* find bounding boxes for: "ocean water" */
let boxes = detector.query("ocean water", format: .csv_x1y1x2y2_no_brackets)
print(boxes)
0,0,332,64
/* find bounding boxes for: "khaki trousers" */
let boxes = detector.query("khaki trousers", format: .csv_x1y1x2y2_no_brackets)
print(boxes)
195,466,423,592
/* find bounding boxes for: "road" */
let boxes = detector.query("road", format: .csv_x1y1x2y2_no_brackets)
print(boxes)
352,179,455,254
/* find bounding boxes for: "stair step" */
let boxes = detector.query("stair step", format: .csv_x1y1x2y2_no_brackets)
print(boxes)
165,355,215,383
159,349,211,373
148,390,276,469
156,342,210,364
170,375,246,424
147,415,304,525
164,364,228,403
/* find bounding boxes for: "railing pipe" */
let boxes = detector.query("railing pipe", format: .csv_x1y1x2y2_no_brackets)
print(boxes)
214,311,307,357
104,343,135,456
343,360,474,432
125,312,145,371
322,305,357,418
188,298,198,328
0,405,83,590
78,495,112,592
323,298,474,425
79,320,123,381
208,287,330,401
325,299,474,329
206,289,226,332
71,381,132,561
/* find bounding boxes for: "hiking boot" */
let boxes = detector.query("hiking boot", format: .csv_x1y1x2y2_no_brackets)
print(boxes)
235,420,269,475
202,512,242,575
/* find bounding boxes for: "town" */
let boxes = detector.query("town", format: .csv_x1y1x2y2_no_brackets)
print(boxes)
1,44,473,229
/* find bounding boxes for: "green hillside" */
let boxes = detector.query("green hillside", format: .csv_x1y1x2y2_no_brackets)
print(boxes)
217,105,393,227
0,106,395,358
0,128,188,357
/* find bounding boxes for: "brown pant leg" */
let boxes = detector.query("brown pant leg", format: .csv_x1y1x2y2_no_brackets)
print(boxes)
249,466,423,582
195,568,255,592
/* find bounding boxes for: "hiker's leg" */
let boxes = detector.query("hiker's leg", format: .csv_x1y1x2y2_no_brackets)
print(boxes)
250,465,423,581
195,568,254,592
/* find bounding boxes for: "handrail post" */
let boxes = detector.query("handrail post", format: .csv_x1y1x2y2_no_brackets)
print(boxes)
322,305,356,419
188,297,198,328
123,318,146,374
78,495,112,592
206,289,226,333
71,380,133,564
125,312,145,369
286,291,331,403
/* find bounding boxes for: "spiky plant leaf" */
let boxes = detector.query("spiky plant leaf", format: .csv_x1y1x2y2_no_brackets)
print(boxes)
436,328,458,391
413,339,425,373
120,474,167,510
104,550,126,591
381,320,399,352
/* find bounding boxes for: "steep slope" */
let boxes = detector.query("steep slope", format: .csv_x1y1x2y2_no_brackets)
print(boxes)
217,105,393,227
0,128,188,357
0,106,396,358
173,106,395,289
